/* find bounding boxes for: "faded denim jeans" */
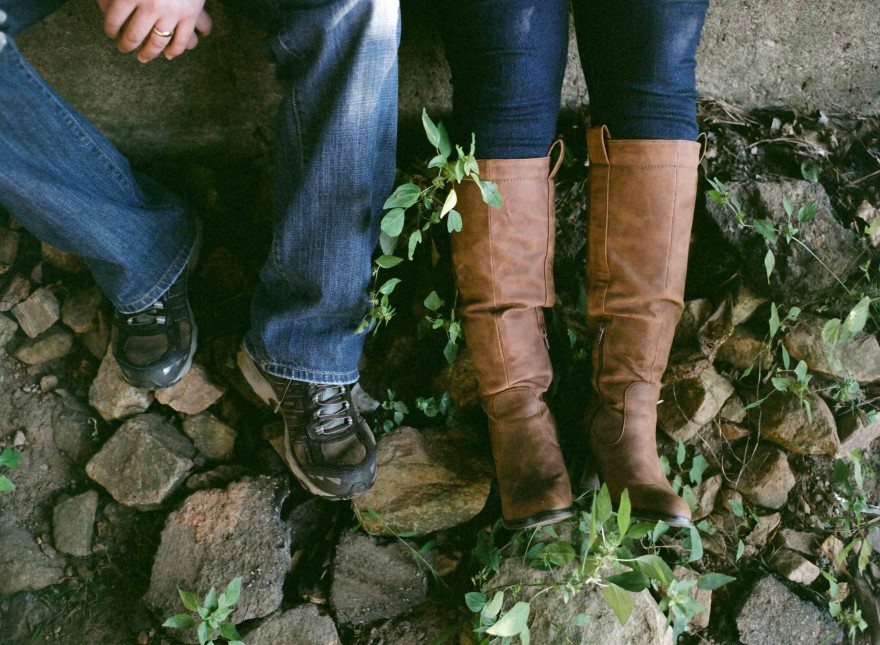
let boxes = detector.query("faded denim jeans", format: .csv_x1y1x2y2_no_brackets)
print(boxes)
0,0,399,384
439,0,709,158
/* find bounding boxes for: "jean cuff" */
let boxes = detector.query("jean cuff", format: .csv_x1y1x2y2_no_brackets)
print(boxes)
242,337,359,386
113,216,198,314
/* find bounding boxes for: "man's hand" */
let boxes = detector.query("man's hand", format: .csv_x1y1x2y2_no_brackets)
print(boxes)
97,0,212,63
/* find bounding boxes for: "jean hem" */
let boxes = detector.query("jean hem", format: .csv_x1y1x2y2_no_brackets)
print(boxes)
114,217,196,314
243,338,359,386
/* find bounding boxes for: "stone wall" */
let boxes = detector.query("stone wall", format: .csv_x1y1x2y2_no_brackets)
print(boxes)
14,0,880,159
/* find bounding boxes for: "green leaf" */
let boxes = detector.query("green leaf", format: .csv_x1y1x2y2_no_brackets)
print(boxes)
573,613,590,627
780,343,791,370
407,229,422,261
602,585,634,626
764,249,775,282
422,108,441,149
735,540,745,561
162,614,196,630
771,377,791,392
383,183,421,210
487,602,530,637
0,475,16,492
465,592,487,613
381,208,406,237
769,302,780,338
197,620,210,645
542,541,576,568
481,591,504,622
375,254,403,269
753,219,778,244
651,520,670,544
378,278,401,295
794,360,809,382
797,201,818,222
728,499,744,517
617,489,631,537
822,318,842,345
427,154,448,169
203,587,218,612
687,526,704,562
447,209,463,233
635,554,674,586
178,589,202,613
437,122,452,158
689,455,709,485
476,179,502,208
219,623,242,641
440,189,458,217
606,570,650,592
443,338,459,364
842,296,871,340
379,229,398,256
697,572,736,590
595,484,613,526
219,577,241,609
800,162,819,183
782,195,794,216
0,448,21,468
423,291,443,311
676,440,686,467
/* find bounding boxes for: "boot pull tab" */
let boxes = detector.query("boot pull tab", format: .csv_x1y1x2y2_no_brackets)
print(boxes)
697,132,708,163
547,139,565,178
586,125,611,165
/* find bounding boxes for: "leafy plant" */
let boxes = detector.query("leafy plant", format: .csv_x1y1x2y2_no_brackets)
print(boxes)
377,389,409,434
0,447,20,493
162,578,245,645
830,450,879,575
414,390,458,427
822,570,868,642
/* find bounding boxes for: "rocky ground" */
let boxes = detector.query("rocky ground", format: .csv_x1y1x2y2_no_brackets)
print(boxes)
0,103,878,645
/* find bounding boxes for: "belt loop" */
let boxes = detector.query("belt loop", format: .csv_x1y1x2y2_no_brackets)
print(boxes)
548,140,565,179
586,125,611,165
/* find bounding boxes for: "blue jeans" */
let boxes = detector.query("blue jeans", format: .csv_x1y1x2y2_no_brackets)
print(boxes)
439,0,708,158
0,0,399,384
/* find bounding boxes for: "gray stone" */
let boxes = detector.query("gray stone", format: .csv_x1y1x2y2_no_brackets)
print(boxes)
0,314,18,347
734,444,796,509
692,473,722,521
85,413,195,510
61,284,103,334
182,413,236,461
352,426,492,536
0,523,66,594
673,299,715,348
331,532,429,626
750,390,839,456
658,366,734,441
720,394,747,423
41,242,88,273
730,285,767,326
362,603,466,645
88,350,154,421
776,529,821,557
770,549,821,585
715,326,772,371
736,576,842,644
783,314,880,384
696,297,734,359
155,363,225,415
184,465,249,492
0,228,19,275
744,512,781,550
487,556,672,645
11,327,74,365
836,409,880,457
52,490,99,557
146,477,291,628
244,605,341,645
12,287,60,338
705,180,866,302
0,275,30,312
81,308,111,359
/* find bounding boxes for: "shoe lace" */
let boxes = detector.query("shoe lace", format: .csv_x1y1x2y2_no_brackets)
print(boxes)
124,297,167,327
272,382,355,437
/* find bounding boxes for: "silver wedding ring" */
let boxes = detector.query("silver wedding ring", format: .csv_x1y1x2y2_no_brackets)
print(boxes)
151,26,175,38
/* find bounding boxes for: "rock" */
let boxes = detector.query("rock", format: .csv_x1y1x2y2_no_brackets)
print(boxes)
51,392,97,464
0,592,54,643
155,363,225,415
731,285,766,326
11,327,74,365
52,490,99,557
783,314,880,384
836,409,880,457
658,366,735,441
696,297,734,358
737,576,841,644
330,532,429,626
85,413,195,510
769,549,821,585
819,535,847,576
673,566,712,632
185,465,249,492
182,413,236,461
41,242,88,273
362,603,467,645
691,474,723,521
352,426,492,536
0,523,66,594
40,374,58,392
0,275,30,312
744,512,781,549
13,430,26,447
88,350,154,421
674,299,715,347
720,394,747,423
0,228,19,274
442,351,480,408
715,326,772,371
705,180,865,302
856,200,880,248
0,314,18,347
81,308,111,359
61,284,103,334
244,605,341,645
12,287,60,338
776,529,820,557
750,390,839,456
487,556,672,645
734,444,796,509
146,477,291,628
351,382,380,414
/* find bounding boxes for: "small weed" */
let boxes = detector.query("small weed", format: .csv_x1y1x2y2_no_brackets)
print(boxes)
0,447,21,492
822,570,868,642
162,578,245,645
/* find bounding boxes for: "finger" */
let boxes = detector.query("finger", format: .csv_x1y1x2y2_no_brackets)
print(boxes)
186,33,198,51
195,10,212,37
104,0,135,39
163,20,195,60
137,22,177,63
117,7,155,53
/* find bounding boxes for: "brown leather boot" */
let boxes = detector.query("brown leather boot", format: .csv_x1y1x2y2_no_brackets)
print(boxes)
584,125,704,528
451,144,574,529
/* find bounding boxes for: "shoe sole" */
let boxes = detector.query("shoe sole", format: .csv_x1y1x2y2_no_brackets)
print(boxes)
503,506,576,531
237,347,377,501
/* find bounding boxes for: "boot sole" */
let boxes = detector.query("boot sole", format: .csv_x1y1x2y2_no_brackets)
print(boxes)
504,506,576,531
